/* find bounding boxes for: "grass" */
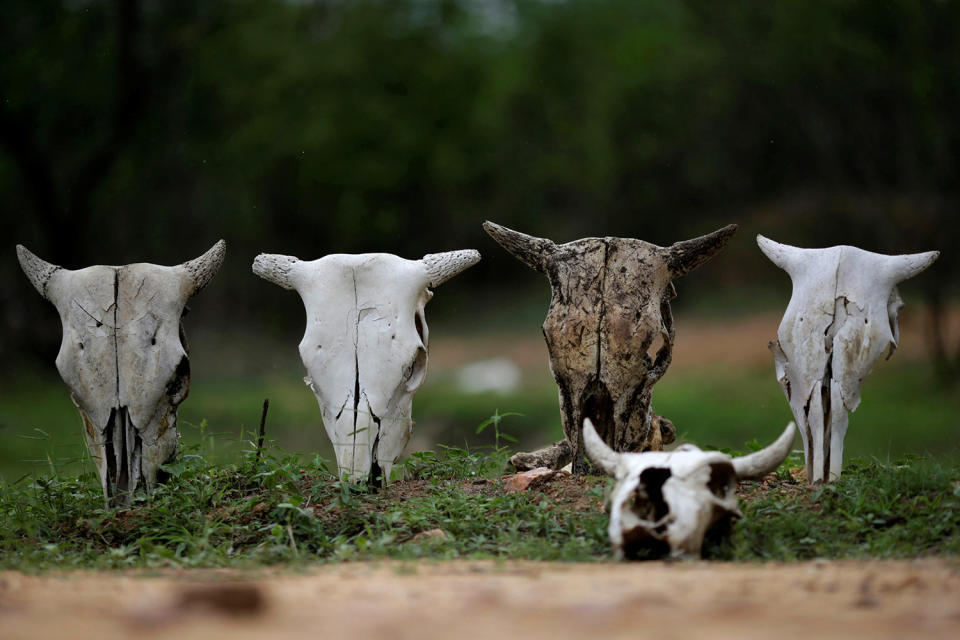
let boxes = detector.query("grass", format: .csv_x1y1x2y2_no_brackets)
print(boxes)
2,358,957,484
0,417,958,571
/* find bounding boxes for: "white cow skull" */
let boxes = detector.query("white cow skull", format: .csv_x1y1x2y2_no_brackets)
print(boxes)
758,236,938,483
584,418,796,559
253,250,480,483
17,241,226,506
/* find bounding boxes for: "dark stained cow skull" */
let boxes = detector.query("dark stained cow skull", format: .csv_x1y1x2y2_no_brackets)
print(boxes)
584,417,796,559
483,221,737,472
17,241,226,506
253,250,480,484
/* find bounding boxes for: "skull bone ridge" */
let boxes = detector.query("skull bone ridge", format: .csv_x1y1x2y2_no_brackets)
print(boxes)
483,221,737,473
758,235,938,484
17,241,226,506
253,250,480,484
584,417,796,559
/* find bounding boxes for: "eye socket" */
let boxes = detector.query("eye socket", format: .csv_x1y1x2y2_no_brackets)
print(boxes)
405,346,428,392
165,356,191,405
414,311,426,345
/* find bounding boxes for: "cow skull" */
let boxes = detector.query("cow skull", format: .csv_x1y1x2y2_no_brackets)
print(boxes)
758,236,938,484
483,221,737,473
17,241,226,506
584,417,796,559
253,250,480,484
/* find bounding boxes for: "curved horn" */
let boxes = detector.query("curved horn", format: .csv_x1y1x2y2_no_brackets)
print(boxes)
666,224,738,278
180,240,226,297
882,250,939,284
732,422,796,479
582,418,620,476
16,245,63,300
421,249,481,287
252,252,300,290
482,221,556,274
756,235,810,278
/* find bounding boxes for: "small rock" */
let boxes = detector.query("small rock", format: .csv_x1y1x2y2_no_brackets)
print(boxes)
503,467,567,493
412,528,448,542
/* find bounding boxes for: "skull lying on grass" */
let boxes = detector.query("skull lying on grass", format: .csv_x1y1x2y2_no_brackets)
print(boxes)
584,417,796,559
253,250,479,484
758,236,938,484
17,241,226,506
483,221,737,473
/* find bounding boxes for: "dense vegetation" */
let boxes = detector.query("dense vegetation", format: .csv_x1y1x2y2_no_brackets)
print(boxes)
2,0,958,377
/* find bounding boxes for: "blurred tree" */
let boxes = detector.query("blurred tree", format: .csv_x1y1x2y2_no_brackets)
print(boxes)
1,0,957,377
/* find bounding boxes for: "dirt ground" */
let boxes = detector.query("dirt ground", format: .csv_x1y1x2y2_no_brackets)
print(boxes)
2,559,959,640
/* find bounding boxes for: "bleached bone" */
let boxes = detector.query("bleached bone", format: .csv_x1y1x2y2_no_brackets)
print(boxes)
584,418,795,559
758,235,938,484
253,249,480,484
17,241,226,506
484,221,737,473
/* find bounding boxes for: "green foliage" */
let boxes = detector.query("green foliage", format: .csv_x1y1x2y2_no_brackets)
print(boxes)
2,0,957,346
1,424,958,570
708,456,960,561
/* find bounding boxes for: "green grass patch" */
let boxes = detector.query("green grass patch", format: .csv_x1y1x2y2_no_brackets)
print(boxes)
1,427,958,570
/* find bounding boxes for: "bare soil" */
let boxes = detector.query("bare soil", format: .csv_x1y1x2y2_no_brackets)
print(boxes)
2,559,959,640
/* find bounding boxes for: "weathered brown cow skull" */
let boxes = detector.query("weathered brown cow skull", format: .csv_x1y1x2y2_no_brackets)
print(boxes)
17,241,226,506
584,417,796,559
483,221,737,473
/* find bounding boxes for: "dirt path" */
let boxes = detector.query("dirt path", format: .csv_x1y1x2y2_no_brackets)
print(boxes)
2,560,959,639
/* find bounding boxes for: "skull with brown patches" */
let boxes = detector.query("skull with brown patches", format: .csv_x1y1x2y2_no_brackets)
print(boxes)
758,235,939,484
253,250,479,484
584,417,796,559
17,241,226,506
483,221,737,473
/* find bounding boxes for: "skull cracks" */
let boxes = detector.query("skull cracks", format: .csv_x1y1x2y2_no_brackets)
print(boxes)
758,236,938,484
483,221,737,473
17,241,226,506
253,250,480,484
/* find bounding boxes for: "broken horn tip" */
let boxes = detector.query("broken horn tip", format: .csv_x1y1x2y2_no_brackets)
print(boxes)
481,220,510,237
15,244,37,261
